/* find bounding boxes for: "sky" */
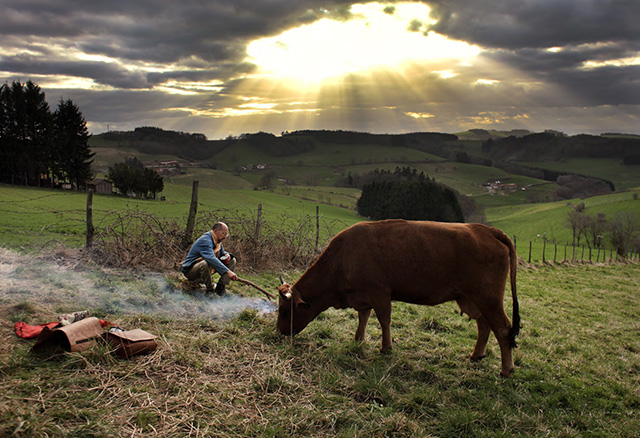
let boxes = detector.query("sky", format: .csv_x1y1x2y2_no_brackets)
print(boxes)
1,0,638,139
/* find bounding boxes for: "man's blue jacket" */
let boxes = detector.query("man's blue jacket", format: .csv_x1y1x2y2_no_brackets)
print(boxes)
181,231,229,275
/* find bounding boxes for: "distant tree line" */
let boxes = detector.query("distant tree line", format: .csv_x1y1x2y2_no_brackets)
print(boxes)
356,167,466,222
240,132,315,156
108,157,164,199
101,126,226,160
482,132,640,162
0,80,94,189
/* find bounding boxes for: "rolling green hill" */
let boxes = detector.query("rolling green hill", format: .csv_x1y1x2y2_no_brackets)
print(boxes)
89,128,640,211
4,128,638,252
486,189,640,246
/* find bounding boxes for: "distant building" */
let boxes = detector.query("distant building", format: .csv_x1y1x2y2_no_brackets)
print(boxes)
87,178,113,194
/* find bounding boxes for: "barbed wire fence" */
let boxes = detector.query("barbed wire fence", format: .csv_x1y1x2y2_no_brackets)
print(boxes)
84,186,350,272
77,185,638,271
513,235,638,265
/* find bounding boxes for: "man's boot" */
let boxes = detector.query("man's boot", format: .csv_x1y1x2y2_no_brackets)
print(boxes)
214,282,226,296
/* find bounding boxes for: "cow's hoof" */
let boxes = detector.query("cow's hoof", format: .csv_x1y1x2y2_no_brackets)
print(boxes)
380,347,393,355
499,368,513,378
470,354,486,362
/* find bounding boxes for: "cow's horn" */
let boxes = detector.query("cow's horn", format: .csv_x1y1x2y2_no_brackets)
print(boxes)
279,275,285,285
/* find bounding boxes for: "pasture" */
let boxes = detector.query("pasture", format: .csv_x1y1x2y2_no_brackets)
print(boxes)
1,176,640,436
2,183,638,265
0,184,362,250
487,189,640,261
0,249,638,437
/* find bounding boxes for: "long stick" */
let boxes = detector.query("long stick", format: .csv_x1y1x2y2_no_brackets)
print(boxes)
236,278,275,300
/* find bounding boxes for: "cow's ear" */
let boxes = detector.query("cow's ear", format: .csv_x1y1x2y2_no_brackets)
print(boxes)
296,299,310,310
278,284,292,300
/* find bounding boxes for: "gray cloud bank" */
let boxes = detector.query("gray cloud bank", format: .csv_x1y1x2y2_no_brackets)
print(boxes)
1,0,638,138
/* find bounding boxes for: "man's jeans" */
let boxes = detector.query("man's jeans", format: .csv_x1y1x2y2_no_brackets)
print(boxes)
183,258,237,292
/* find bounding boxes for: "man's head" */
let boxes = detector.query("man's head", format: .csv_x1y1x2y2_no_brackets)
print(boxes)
212,222,229,242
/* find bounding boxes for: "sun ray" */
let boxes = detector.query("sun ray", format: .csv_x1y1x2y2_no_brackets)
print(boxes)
232,2,485,134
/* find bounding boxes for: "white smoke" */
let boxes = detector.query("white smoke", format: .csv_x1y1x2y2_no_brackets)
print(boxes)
0,247,276,321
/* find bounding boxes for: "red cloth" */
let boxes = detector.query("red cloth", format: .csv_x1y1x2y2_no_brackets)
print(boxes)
14,319,113,339
14,321,59,339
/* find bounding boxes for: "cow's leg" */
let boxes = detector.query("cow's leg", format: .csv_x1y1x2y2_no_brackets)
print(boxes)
470,316,491,361
355,309,371,341
456,298,489,361
476,303,514,377
373,304,393,353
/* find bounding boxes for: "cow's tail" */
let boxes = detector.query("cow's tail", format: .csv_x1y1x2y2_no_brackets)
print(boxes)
496,230,521,349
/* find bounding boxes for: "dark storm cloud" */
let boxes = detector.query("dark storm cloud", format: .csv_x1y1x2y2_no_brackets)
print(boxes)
427,0,639,49
0,0,350,92
481,45,640,106
0,54,151,89
423,0,640,120
0,0,336,66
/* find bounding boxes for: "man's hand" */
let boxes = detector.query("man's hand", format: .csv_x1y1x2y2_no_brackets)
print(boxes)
227,270,239,281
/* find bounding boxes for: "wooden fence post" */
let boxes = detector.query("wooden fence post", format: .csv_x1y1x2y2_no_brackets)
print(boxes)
256,204,263,242
183,181,199,248
542,239,547,263
315,206,320,251
86,189,94,248
528,241,532,263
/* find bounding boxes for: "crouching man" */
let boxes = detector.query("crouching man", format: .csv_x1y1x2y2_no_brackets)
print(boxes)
181,222,238,295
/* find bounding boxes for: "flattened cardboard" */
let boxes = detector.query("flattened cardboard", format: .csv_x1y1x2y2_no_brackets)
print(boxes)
32,317,103,353
105,329,158,359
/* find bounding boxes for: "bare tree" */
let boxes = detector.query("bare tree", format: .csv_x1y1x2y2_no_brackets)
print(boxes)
609,211,639,257
566,210,589,246
583,212,607,249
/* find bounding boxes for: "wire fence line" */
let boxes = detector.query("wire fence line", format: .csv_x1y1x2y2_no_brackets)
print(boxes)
513,235,639,265
80,187,638,270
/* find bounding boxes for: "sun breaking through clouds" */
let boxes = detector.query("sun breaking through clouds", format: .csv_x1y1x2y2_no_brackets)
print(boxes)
247,3,480,82
0,0,638,138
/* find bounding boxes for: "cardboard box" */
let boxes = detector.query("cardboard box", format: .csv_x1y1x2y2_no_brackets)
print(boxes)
32,317,103,353
104,329,158,359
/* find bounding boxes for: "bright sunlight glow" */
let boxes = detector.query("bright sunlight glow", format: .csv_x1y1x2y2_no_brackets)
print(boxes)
246,2,481,82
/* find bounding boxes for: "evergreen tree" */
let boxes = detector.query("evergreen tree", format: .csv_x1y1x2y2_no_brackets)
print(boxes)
24,81,53,187
53,98,94,189
357,179,464,222
0,80,52,186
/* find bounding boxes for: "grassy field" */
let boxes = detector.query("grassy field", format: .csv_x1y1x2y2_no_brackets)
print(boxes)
518,158,640,191
2,182,638,263
1,250,638,437
2,140,640,436
0,184,362,250
486,189,640,246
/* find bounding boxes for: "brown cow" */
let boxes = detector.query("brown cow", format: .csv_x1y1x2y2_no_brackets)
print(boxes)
277,219,521,377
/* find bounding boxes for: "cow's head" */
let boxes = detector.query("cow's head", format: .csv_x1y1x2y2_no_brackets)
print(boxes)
276,279,311,336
